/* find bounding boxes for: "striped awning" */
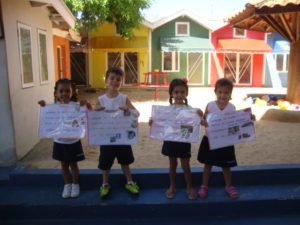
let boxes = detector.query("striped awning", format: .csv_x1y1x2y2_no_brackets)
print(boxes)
161,37,214,52
217,38,272,53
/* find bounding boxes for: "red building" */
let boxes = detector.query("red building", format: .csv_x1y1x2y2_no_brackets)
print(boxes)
211,25,272,87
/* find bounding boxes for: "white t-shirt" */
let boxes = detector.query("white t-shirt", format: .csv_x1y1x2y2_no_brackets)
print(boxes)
206,101,235,115
98,93,127,110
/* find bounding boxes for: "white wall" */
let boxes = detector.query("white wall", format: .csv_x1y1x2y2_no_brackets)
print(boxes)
0,39,16,166
1,0,55,160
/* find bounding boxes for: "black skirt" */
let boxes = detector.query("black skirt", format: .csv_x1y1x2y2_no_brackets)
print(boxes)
197,136,237,167
162,141,191,158
53,141,85,163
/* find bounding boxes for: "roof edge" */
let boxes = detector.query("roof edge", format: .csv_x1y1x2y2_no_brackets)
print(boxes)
151,9,212,31
32,0,76,29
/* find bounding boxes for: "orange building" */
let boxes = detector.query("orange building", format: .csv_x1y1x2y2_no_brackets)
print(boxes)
53,35,71,80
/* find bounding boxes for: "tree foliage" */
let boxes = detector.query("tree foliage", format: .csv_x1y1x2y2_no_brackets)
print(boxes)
64,0,151,38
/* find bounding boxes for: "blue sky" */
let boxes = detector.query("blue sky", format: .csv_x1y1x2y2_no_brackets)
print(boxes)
142,0,250,29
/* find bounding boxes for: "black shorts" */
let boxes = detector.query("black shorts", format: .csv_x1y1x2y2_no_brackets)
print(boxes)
197,136,237,167
52,141,85,163
98,145,134,170
162,141,191,158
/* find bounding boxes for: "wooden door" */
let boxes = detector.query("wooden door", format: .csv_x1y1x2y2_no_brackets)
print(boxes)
187,52,204,85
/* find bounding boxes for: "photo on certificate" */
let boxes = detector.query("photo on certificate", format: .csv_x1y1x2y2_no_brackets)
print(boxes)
38,104,86,139
180,125,194,139
206,108,256,150
87,110,138,145
150,105,201,143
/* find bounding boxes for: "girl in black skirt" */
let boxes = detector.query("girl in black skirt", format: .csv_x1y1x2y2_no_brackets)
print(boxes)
38,79,91,199
197,78,239,199
150,79,203,200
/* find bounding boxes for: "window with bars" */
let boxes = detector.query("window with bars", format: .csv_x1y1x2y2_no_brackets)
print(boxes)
224,53,252,84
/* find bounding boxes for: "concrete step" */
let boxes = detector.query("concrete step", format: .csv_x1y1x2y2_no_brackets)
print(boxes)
2,215,300,225
0,164,299,223
8,164,300,187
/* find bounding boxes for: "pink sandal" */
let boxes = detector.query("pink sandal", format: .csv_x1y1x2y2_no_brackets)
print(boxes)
198,185,208,199
225,186,239,199
165,189,176,199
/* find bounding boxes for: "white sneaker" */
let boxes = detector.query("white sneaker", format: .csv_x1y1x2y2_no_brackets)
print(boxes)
71,183,80,198
62,184,72,198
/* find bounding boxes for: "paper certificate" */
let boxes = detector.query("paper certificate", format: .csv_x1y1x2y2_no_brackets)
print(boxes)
206,108,255,150
87,110,138,145
39,104,86,138
150,105,200,143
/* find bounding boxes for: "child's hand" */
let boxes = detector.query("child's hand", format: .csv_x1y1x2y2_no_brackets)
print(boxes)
38,100,46,107
197,109,204,117
80,100,92,110
119,106,130,116
200,118,208,127
119,106,129,111
148,118,153,126
94,106,105,111
130,109,140,117
86,103,92,110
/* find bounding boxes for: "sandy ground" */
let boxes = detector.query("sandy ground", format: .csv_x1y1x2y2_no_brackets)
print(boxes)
21,87,300,169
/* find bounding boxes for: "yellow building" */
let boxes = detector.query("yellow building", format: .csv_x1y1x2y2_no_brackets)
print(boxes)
88,21,152,88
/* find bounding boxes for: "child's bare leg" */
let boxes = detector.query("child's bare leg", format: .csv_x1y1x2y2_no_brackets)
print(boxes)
223,167,239,198
61,162,72,184
181,158,196,199
70,162,79,184
202,164,212,186
102,170,110,185
166,157,177,197
222,167,232,187
121,164,133,182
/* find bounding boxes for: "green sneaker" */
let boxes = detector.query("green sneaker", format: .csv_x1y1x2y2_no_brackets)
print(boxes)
100,184,110,198
125,182,139,194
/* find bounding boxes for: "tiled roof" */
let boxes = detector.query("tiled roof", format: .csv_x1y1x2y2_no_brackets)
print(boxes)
249,0,300,8
227,0,300,22
226,0,300,41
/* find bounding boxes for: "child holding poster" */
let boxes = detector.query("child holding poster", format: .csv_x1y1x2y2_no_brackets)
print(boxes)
150,78,203,200
96,67,140,199
38,78,91,199
197,78,239,199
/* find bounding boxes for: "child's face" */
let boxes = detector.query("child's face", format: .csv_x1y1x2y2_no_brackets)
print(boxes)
215,85,232,104
106,73,122,91
172,85,187,104
55,83,72,103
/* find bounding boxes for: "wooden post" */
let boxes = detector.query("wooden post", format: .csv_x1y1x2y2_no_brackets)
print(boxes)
286,41,300,104
286,12,300,104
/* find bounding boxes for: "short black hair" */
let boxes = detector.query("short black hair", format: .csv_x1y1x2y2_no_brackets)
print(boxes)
105,67,124,80
214,78,234,92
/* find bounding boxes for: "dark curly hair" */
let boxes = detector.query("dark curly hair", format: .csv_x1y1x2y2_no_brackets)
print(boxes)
168,78,189,105
54,78,77,102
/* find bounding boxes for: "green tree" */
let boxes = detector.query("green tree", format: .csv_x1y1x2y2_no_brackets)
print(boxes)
64,0,151,38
